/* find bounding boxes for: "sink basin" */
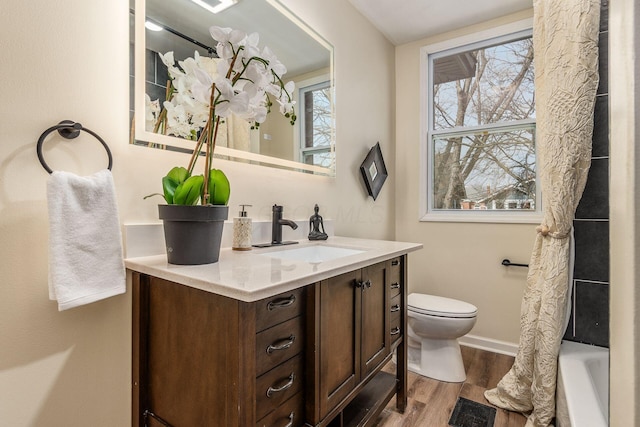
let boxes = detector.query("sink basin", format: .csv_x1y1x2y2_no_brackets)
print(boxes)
261,245,365,263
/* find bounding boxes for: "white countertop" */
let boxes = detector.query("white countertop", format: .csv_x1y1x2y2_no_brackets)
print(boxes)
125,236,423,302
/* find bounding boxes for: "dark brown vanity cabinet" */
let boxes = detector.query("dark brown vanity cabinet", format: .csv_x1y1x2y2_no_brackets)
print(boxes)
131,255,407,427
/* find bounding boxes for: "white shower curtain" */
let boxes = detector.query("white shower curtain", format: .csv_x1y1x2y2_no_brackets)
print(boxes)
484,1,600,426
216,113,252,152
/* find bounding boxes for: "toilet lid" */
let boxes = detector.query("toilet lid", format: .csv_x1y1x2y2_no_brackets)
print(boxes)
408,293,478,318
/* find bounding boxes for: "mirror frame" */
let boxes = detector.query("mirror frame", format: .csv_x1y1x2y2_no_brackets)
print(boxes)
132,0,336,176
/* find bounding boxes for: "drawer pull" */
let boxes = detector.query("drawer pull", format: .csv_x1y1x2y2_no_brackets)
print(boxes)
390,304,400,312
390,283,400,290
267,335,296,354
391,259,400,266
283,411,294,427
266,373,295,398
391,327,401,335
267,295,296,311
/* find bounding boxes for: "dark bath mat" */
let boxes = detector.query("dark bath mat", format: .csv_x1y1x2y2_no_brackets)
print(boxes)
448,397,496,427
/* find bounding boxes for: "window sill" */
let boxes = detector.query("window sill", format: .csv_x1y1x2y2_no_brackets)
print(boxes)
420,211,543,224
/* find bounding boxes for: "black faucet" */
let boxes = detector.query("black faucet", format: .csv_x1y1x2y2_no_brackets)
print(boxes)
271,204,298,245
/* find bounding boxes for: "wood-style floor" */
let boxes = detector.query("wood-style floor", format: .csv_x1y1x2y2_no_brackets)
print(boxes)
374,346,528,427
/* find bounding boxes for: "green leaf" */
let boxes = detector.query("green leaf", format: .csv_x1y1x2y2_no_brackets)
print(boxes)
166,166,189,184
174,175,204,205
208,169,230,205
160,167,192,204
161,176,179,204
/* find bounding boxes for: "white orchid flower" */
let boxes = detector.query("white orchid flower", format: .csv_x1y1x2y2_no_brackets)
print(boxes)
144,94,160,131
210,26,246,45
158,51,184,79
191,67,215,105
158,51,174,66
210,26,246,61
242,102,268,124
260,46,287,76
241,32,261,59
179,55,201,76
273,81,296,115
214,76,234,100
163,101,193,138
245,63,269,88
215,41,235,62
153,26,297,154
282,81,295,97
278,99,296,116
216,91,250,118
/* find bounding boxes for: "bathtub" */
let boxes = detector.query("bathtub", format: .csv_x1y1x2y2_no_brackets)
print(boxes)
556,340,609,427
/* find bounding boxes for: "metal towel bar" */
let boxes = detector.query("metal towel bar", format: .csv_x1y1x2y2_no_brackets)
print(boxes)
501,259,529,268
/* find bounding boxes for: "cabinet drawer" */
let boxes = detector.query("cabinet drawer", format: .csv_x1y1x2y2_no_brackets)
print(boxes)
256,287,305,332
389,258,402,298
256,316,304,377
256,392,304,427
256,355,304,420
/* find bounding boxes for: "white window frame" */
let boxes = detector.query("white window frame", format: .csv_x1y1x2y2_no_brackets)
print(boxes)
296,76,333,167
419,18,542,224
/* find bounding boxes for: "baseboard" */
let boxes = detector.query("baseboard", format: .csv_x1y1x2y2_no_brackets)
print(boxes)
459,334,518,357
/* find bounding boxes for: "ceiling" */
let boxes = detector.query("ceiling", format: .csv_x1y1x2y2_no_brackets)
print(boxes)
144,0,330,77
347,0,533,45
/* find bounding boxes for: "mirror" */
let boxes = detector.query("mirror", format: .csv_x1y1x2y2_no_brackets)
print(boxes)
131,0,335,175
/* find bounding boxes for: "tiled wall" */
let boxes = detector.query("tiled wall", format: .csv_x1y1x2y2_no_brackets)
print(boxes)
144,49,169,105
128,43,168,122
564,0,609,348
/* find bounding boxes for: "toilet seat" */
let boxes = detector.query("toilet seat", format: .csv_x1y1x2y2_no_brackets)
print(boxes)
408,293,477,318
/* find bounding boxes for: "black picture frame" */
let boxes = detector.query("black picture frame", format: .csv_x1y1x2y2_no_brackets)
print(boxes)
359,142,388,200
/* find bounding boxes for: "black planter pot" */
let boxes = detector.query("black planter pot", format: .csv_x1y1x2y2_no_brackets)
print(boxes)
158,204,229,265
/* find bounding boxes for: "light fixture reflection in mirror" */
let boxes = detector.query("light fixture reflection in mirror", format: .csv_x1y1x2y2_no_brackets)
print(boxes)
131,0,335,176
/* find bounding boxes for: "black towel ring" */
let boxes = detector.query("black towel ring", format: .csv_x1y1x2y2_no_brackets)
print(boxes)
36,120,113,174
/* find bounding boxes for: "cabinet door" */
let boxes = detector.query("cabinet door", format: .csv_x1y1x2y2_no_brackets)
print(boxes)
360,261,391,378
133,275,247,427
318,269,361,419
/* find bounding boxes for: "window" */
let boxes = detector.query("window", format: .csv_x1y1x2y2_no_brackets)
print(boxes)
299,81,333,168
422,27,539,222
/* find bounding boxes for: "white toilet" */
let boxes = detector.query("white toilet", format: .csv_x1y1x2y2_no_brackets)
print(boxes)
407,293,478,383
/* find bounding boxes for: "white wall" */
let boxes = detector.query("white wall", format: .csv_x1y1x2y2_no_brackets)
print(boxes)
0,0,395,424
394,9,535,345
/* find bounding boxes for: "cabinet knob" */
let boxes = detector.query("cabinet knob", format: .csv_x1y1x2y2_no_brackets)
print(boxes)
391,259,400,266
390,304,400,312
266,335,296,354
355,280,372,290
267,295,296,311
390,282,400,290
266,373,295,398
391,327,401,335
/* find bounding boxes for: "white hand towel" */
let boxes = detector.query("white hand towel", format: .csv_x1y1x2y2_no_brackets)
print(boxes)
47,169,126,311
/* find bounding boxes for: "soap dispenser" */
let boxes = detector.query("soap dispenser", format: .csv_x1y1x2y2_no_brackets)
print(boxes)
232,204,253,251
